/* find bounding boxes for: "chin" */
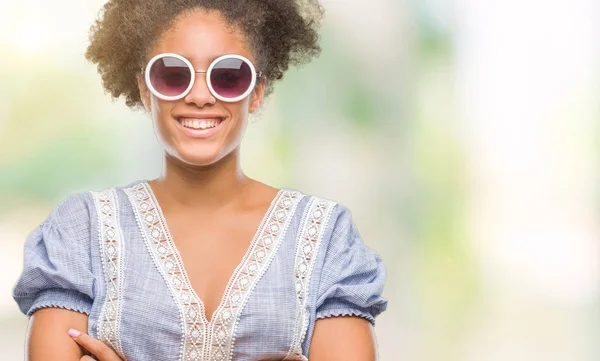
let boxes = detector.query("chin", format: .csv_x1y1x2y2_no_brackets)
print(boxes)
173,148,228,167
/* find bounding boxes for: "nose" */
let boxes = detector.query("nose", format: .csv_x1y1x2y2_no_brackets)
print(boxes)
183,72,216,107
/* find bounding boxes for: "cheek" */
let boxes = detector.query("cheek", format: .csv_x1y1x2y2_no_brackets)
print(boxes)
226,102,252,134
228,98,252,118
150,100,175,134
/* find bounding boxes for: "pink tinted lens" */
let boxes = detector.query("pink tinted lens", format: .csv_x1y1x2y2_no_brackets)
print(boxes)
149,56,192,97
210,58,253,99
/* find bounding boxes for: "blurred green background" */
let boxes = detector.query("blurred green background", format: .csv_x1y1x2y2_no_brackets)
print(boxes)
1,0,599,360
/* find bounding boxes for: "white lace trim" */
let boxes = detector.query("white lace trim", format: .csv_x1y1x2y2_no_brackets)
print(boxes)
125,182,203,360
91,189,126,359
126,181,302,361
286,197,337,360
209,190,302,361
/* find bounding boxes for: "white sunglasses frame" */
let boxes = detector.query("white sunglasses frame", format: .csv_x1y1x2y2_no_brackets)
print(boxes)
143,53,261,103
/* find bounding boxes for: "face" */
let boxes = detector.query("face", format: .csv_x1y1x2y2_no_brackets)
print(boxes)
137,10,265,167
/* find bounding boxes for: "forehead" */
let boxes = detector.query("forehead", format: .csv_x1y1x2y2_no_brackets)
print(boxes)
150,10,254,67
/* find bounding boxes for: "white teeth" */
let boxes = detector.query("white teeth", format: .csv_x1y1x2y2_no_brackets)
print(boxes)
180,118,220,130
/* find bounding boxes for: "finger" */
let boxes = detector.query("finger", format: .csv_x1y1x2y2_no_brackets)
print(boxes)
68,329,120,361
80,356,96,361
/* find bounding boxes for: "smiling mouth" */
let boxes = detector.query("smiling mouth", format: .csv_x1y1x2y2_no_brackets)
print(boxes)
176,117,225,130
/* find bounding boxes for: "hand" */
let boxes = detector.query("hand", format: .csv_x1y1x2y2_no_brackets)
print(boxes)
67,329,124,361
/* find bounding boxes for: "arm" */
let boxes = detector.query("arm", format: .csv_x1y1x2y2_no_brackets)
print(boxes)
12,195,98,360
27,308,124,361
307,204,388,360
26,308,88,361
308,316,378,361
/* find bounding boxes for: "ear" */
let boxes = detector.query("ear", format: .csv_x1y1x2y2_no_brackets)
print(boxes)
249,79,266,113
137,75,151,112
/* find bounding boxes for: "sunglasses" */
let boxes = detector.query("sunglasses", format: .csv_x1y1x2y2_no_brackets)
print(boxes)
143,53,262,103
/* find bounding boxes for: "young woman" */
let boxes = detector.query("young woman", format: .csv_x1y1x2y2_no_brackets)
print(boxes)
12,1,387,360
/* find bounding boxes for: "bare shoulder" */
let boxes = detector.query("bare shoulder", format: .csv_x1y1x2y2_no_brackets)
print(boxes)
244,180,281,209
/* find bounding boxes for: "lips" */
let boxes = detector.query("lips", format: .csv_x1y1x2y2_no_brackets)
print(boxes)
176,115,225,122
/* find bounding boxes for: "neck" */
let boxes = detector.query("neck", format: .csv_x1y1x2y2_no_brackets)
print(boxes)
150,147,252,212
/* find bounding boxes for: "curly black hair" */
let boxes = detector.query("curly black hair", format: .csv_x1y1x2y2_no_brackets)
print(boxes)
85,0,324,108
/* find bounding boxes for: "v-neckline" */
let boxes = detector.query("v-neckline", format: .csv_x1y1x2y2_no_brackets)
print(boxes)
143,181,284,324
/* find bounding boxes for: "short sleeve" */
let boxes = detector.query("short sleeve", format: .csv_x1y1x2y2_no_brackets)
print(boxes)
12,193,96,317
314,205,388,325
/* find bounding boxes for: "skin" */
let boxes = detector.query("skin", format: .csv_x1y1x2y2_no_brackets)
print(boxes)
26,9,378,361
